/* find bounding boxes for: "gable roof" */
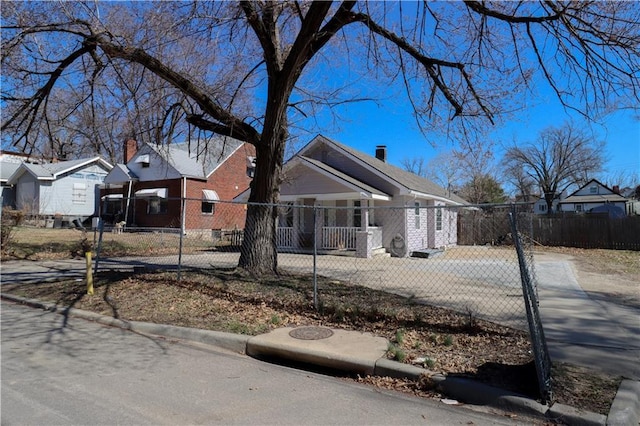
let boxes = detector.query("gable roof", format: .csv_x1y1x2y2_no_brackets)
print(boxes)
7,157,113,185
559,179,628,204
146,137,245,179
296,156,391,200
0,162,21,183
300,135,467,205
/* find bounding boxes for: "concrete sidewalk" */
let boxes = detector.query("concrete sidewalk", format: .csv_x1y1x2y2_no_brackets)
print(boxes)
535,259,640,380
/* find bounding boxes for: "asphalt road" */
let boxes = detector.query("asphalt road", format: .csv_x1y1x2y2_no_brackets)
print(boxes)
1,301,522,425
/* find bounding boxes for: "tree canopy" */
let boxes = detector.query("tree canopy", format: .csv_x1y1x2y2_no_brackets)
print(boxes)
2,1,639,273
503,122,605,213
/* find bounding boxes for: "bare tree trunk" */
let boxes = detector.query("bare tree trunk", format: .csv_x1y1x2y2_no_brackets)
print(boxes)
238,110,288,275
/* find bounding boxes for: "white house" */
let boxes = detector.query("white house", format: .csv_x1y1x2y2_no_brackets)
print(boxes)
8,157,113,221
558,179,629,217
238,135,468,258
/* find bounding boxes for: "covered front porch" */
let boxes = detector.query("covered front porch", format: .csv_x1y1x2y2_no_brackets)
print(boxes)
276,196,388,258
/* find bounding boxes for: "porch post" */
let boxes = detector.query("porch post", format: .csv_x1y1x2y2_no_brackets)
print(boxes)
361,199,369,230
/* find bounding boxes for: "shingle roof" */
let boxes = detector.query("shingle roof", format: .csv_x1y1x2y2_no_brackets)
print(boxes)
317,135,468,205
0,162,21,182
7,157,112,184
147,137,245,179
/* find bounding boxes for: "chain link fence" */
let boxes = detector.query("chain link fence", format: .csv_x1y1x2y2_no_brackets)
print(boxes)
94,199,536,328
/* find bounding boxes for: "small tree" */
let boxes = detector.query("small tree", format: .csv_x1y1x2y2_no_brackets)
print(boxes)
503,123,604,214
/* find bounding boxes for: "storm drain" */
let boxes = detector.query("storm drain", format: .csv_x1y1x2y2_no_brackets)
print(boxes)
289,326,334,340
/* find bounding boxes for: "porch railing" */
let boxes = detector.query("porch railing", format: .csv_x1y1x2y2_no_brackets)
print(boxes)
277,227,294,248
322,226,358,250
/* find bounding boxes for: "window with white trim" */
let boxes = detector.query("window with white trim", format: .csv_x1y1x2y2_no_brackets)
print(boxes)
575,204,583,212
436,208,442,231
414,202,420,229
72,183,87,204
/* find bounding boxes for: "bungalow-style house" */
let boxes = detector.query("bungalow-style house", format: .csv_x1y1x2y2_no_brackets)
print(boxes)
558,179,629,217
102,138,255,233
6,156,113,222
238,135,467,258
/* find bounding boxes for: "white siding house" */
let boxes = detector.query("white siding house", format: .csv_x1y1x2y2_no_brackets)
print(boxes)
237,135,467,258
8,157,113,220
558,179,628,217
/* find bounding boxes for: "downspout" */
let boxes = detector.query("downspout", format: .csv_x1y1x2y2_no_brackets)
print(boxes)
181,177,187,235
124,180,133,224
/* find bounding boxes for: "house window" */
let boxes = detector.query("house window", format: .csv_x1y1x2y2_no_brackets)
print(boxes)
201,190,218,215
148,198,168,214
414,202,420,229
539,204,547,212
201,201,215,214
575,204,583,212
436,208,442,231
353,201,361,228
72,183,87,204
589,186,597,194
246,156,256,178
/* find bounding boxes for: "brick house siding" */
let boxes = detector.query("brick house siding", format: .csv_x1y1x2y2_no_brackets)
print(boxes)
102,141,255,231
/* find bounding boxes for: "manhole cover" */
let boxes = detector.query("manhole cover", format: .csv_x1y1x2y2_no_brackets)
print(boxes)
289,326,334,340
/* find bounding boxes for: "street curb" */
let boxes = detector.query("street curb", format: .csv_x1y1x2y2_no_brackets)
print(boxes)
2,292,636,425
606,379,640,426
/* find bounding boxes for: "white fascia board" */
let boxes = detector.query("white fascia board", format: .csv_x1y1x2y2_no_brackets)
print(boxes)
52,157,111,179
281,192,387,201
300,157,390,200
404,189,464,206
206,142,244,179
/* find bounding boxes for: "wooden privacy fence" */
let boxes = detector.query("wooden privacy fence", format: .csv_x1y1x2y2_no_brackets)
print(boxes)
458,210,640,251
530,214,640,250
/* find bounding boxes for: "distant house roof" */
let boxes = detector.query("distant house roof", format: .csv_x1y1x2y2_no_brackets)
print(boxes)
0,162,21,183
7,157,113,185
307,135,468,205
559,179,628,204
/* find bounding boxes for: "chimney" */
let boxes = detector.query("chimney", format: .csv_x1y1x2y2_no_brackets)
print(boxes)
375,145,387,162
124,139,137,163
613,185,620,194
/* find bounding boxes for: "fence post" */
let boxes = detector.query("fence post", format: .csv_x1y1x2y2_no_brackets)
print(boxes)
94,199,106,274
313,205,318,311
178,195,186,281
509,205,552,403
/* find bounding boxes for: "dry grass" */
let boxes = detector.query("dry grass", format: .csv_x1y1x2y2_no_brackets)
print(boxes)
2,269,621,414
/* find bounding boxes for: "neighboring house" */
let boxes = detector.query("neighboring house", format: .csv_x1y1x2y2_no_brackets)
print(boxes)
533,193,563,215
558,179,629,217
621,186,640,216
7,156,113,221
238,134,467,258
102,138,255,233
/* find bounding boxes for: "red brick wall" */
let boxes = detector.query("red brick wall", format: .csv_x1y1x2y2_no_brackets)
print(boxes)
100,143,256,230
184,143,255,230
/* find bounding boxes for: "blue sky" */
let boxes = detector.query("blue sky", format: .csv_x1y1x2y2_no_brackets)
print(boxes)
323,95,639,189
